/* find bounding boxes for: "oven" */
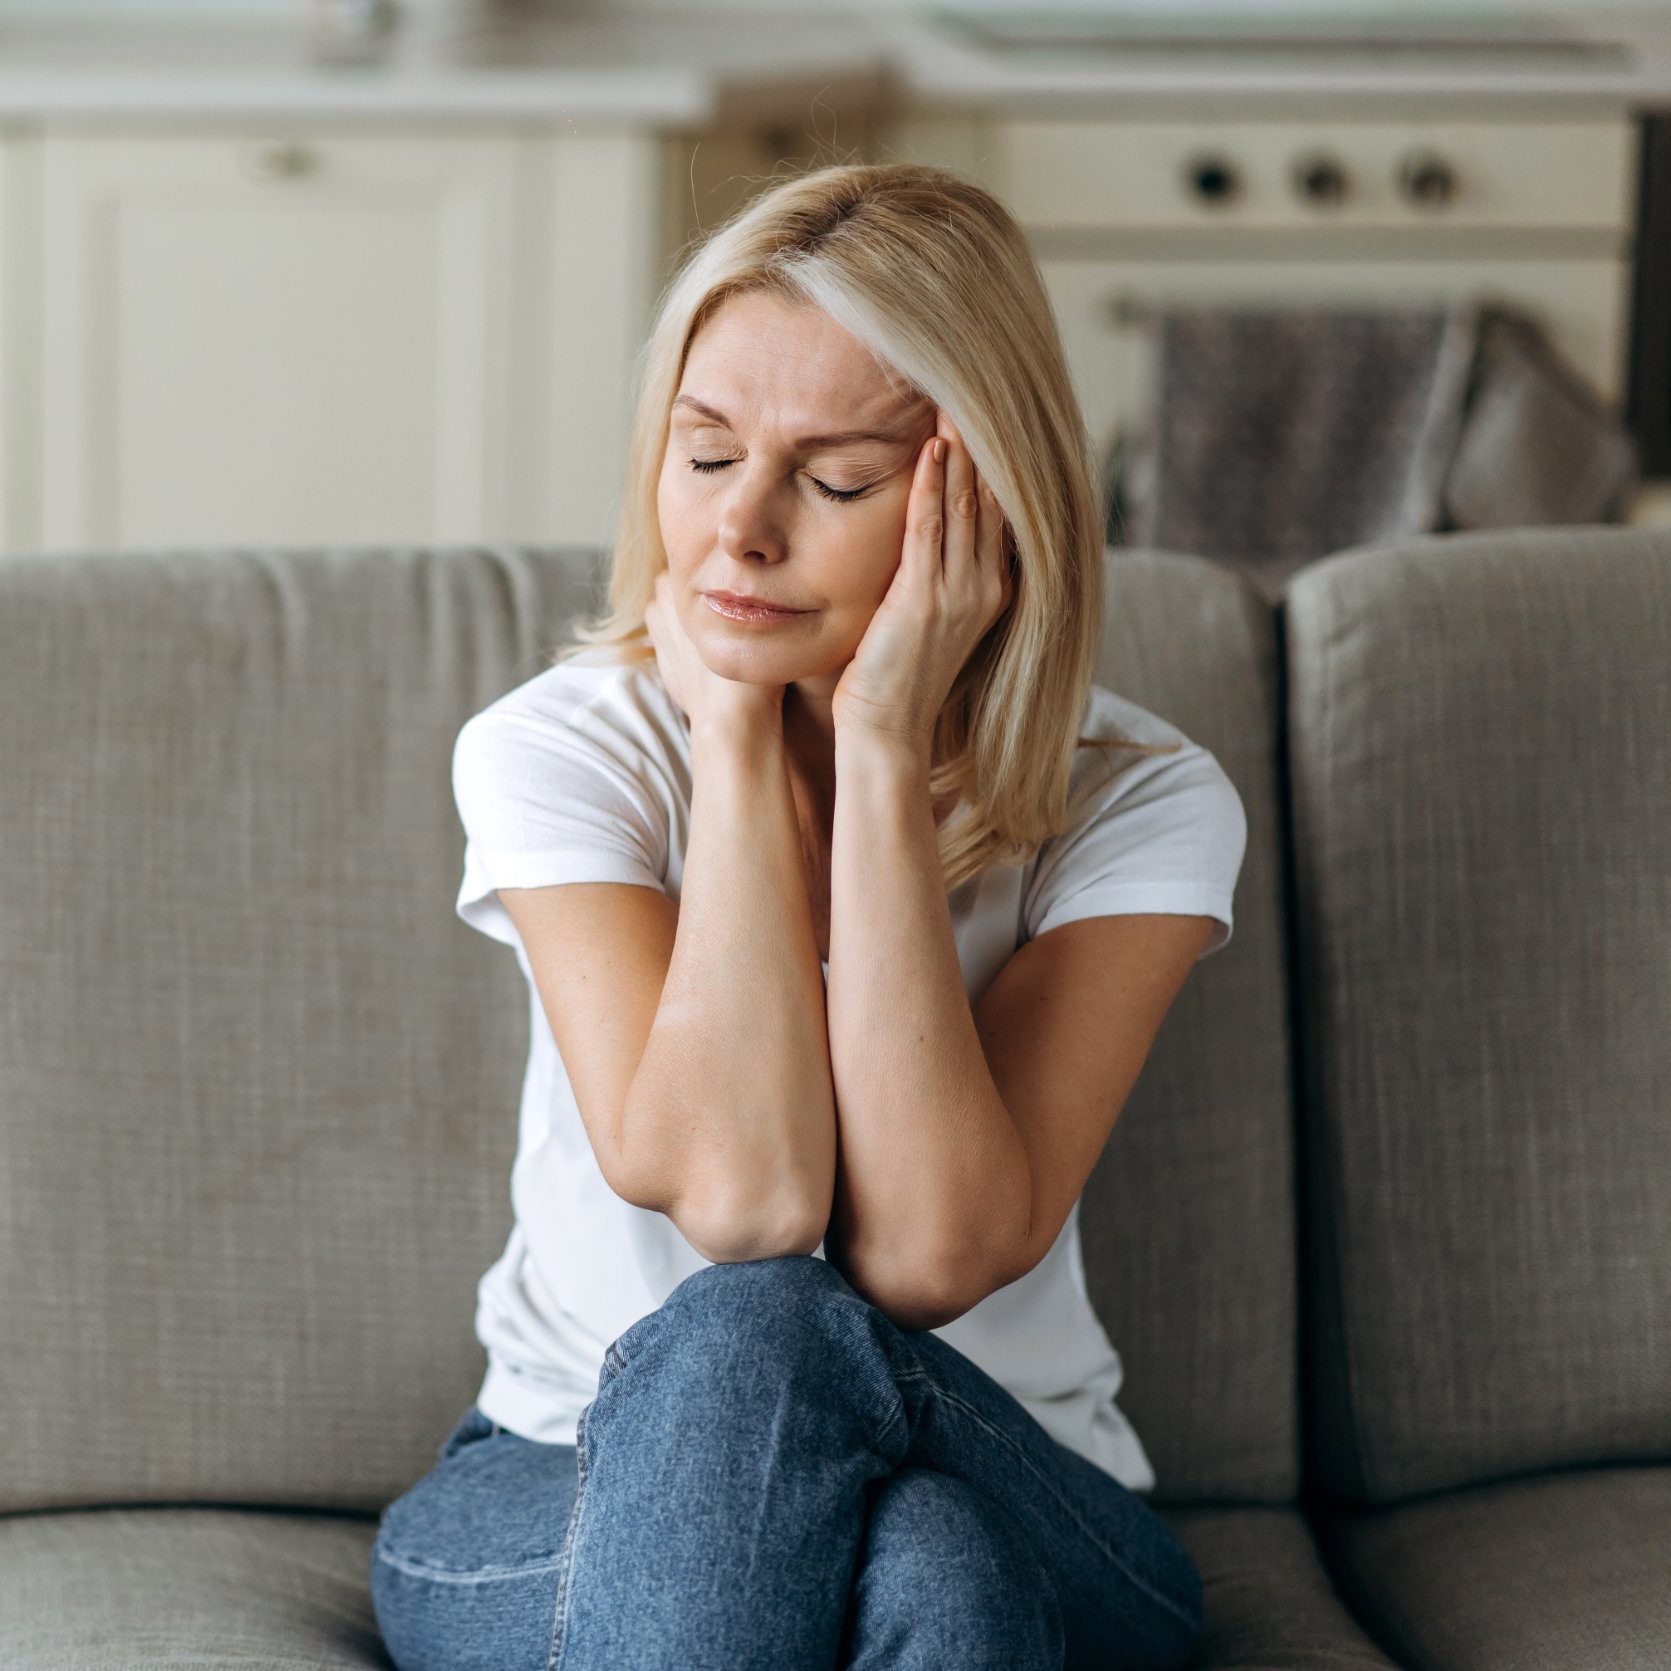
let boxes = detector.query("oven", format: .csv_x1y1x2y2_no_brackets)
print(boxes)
975,112,1646,504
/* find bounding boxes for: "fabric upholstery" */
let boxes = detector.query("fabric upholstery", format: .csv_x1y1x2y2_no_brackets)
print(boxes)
0,546,603,1515
0,1502,1397,1671
1283,524,1671,1505
4,529,1668,1669
1082,549,1299,1504
1313,1464,1671,1670
0,543,1293,1516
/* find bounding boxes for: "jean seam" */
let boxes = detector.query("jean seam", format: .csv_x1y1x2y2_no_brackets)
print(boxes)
869,1396,907,1456
545,1395,594,1671
898,1372,1198,1635
373,1545,565,1584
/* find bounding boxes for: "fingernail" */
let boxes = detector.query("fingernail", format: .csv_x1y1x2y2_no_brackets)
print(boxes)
933,439,946,464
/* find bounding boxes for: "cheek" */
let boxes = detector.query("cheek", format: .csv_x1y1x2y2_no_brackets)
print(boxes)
655,467,690,546
851,501,908,596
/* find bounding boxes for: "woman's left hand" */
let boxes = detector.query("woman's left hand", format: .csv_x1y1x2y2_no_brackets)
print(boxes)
830,408,1014,758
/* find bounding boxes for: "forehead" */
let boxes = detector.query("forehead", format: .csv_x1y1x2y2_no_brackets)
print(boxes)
677,294,926,437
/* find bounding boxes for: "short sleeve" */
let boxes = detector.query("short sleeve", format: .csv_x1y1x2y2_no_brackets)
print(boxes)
1023,740,1248,961
451,700,670,950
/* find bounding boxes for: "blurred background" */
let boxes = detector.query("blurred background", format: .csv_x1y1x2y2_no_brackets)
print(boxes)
0,0,1667,599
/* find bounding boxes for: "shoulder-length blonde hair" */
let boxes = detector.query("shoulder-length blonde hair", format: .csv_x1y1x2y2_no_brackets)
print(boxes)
552,157,1179,896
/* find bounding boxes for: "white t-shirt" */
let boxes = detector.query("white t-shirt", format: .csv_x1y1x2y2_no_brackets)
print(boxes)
450,650,1247,1494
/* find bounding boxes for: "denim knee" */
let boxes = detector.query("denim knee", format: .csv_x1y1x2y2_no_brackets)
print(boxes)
854,1469,1065,1669
622,1253,865,1372
605,1254,905,1443
666,1251,851,1317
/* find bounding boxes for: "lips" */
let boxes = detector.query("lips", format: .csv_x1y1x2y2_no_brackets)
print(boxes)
703,591,806,614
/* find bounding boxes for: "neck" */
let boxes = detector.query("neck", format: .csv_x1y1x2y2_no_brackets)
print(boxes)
784,680,955,828
784,679,837,794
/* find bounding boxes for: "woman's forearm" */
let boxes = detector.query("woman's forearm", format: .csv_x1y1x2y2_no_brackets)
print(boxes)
620,712,836,1263
820,729,1030,1327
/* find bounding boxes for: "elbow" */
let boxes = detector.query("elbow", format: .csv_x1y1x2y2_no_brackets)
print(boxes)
825,1239,980,1332
840,1195,1035,1330
672,1178,829,1266
877,1287,970,1333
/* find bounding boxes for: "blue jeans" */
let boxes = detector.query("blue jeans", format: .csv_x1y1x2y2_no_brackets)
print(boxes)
370,1255,1203,1671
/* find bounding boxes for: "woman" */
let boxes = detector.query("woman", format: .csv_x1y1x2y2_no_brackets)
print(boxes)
370,159,1244,1670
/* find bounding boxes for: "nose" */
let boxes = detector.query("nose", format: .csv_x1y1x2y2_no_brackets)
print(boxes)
713,468,790,566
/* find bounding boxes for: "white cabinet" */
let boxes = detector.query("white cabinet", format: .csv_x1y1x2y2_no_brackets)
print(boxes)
0,123,667,556
0,104,1660,554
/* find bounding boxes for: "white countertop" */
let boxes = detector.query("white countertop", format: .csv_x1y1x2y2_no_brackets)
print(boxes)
0,3,1669,123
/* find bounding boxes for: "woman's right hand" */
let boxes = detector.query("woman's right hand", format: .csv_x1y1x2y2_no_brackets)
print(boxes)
644,569,786,735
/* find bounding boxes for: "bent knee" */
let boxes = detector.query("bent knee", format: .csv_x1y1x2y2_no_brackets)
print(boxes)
620,1254,876,1372
857,1471,1065,1663
670,1252,852,1317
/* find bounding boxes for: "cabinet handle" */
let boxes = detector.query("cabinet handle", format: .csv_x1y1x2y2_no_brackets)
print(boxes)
1396,148,1458,210
247,142,319,181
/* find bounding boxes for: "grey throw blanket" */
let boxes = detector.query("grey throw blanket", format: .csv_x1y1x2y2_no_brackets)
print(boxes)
1110,299,1642,601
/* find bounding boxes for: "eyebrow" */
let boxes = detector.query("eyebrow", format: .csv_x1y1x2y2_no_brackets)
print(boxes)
671,394,913,448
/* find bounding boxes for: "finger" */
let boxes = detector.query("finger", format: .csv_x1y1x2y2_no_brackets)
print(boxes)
906,433,944,595
937,412,977,583
979,474,1012,614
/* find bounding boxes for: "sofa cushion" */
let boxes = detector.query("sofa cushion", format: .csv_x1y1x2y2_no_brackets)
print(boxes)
0,545,601,1516
0,543,1297,1515
1313,1464,1671,1670
1283,525,1671,1505
0,1501,1392,1671
0,1506,384,1669
1085,549,1299,1504
1164,1504,1404,1667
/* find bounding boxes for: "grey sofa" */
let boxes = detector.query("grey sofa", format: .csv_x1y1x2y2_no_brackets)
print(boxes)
1,525,1666,1669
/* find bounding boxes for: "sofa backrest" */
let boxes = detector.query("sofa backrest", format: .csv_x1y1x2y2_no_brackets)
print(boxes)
0,547,597,1514
0,543,1297,1515
1084,550,1299,1504
1284,524,1671,1506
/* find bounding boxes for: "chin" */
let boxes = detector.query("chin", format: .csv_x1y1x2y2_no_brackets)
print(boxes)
697,635,794,677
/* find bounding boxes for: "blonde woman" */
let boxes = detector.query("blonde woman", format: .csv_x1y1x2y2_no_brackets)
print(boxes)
371,159,1243,1671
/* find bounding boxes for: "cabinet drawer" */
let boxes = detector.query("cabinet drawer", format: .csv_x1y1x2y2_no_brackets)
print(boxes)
995,119,1635,235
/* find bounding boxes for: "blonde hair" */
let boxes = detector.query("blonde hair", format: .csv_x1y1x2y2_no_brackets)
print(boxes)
552,157,1180,895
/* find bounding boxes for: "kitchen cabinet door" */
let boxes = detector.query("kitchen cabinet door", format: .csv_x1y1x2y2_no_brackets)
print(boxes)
35,127,527,553
0,133,39,556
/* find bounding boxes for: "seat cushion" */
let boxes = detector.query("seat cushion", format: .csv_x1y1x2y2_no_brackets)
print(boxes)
1162,1504,1402,1667
0,1500,1393,1671
1314,1464,1671,1669
0,1506,384,1669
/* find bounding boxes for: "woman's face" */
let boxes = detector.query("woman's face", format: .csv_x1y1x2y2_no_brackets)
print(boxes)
656,291,937,703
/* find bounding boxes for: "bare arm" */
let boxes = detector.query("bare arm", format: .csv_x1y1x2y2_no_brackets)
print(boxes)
620,710,837,1263
819,730,1031,1327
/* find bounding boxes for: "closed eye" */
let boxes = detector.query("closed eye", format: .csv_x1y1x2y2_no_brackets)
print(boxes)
687,457,867,504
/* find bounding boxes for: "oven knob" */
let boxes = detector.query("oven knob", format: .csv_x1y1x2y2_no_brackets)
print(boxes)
1396,148,1458,209
1181,152,1241,207
1292,150,1349,208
